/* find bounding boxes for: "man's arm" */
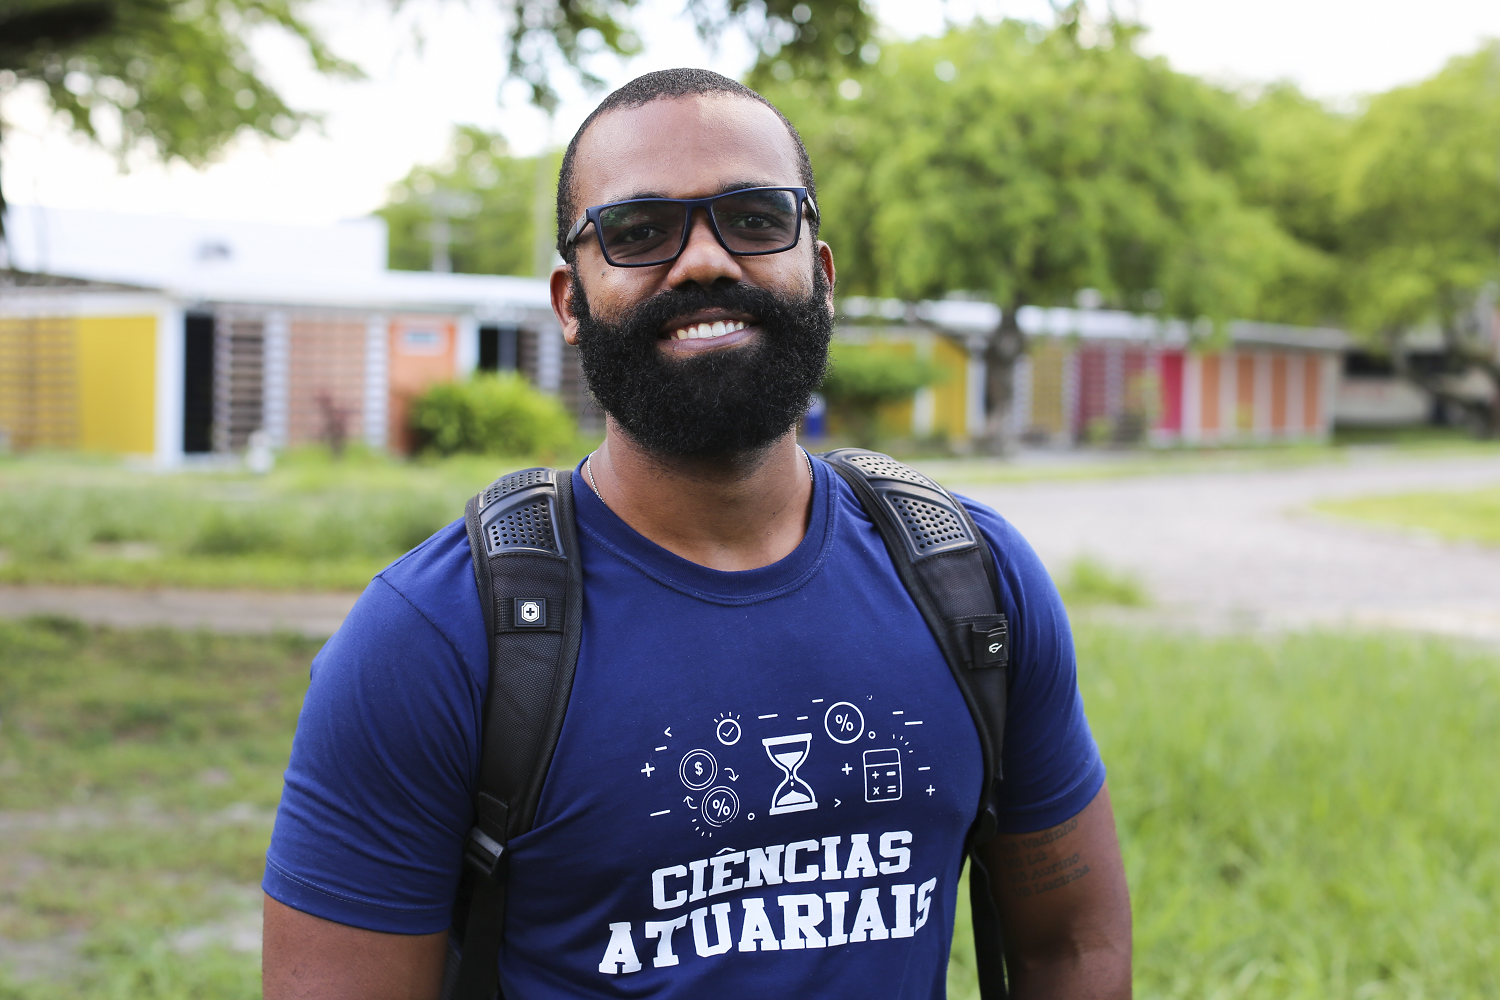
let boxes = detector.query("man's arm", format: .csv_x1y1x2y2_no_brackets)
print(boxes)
262,894,448,1000
979,783,1132,1000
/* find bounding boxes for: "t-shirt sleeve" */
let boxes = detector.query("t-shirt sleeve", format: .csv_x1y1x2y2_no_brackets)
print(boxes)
263,573,484,934
959,496,1106,833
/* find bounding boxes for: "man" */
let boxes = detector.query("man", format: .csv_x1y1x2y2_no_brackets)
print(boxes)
263,68,1131,999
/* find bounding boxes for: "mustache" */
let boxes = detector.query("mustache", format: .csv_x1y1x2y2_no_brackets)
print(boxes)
572,277,792,345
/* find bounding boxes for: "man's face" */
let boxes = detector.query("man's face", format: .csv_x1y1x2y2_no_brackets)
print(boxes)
552,94,837,459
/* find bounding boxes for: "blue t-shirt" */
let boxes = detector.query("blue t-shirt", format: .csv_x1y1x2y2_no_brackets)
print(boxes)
264,458,1103,998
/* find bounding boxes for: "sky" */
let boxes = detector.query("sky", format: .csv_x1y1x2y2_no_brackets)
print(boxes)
4,0,1500,228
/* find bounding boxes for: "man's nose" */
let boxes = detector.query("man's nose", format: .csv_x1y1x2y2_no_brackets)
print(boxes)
665,206,745,287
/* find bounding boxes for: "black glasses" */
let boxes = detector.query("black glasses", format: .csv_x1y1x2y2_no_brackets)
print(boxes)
565,186,818,267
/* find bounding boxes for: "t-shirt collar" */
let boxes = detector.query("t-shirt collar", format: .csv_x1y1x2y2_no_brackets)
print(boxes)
570,450,835,605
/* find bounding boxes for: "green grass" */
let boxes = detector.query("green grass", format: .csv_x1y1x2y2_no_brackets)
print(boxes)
0,446,592,592
1331,425,1487,449
1057,556,1150,608
0,616,320,997
3,617,1498,996
1316,485,1500,547
952,624,1500,998
2,435,1493,592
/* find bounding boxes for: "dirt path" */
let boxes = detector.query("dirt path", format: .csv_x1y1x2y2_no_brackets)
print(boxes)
0,585,357,637
3,451,1499,643
958,450,1500,642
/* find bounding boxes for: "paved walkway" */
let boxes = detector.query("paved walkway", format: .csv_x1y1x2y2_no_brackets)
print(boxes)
959,450,1500,642
3,451,1499,642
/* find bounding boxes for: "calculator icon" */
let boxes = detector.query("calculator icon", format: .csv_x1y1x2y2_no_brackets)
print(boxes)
863,748,903,802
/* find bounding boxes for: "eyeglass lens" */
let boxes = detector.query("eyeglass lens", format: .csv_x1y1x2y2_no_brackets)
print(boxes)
596,189,802,265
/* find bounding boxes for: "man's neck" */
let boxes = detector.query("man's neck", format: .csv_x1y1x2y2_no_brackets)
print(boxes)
586,420,814,572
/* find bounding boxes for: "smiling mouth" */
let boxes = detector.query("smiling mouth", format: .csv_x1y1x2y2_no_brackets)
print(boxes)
666,319,750,342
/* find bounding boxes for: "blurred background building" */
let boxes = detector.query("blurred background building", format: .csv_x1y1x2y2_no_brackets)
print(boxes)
0,206,568,464
1,204,1434,462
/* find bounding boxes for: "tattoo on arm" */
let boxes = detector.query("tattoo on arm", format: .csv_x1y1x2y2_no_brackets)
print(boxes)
994,816,1092,898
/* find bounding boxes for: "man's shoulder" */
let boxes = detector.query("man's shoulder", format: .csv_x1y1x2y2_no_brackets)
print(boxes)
822,469,1046,592
953,492,1045,577
329,516,487,678
952,491,1019,544
376,516,476,614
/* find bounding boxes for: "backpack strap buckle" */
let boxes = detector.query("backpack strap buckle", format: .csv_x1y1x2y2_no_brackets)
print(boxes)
463,792,510,882
464,827,505,880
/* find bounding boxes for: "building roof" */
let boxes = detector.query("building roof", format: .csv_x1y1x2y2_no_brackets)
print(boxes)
838,296,1349,351
3,205,551,316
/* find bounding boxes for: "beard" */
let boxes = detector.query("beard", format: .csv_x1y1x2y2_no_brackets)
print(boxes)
571,267,832,459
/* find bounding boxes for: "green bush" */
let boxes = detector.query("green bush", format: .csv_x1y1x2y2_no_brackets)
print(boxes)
820,342,944,447
409,374,576,457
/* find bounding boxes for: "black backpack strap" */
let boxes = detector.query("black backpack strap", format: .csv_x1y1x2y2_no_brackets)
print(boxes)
819,448,1010,1000
448,467,584,1000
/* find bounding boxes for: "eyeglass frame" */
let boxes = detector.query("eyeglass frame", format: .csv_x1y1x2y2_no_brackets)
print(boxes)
563,186,820,268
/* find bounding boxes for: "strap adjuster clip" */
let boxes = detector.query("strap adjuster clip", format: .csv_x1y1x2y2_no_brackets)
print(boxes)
464,826,506,879
955,614,1009,669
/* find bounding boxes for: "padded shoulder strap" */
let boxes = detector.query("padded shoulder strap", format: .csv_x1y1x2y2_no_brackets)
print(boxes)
818,448,1010,1000
448,467,584,1000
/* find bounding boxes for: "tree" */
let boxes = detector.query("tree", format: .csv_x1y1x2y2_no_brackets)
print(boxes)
0,0,356,243
378,126,560,276
498,0,875,113
1235,83,1351,327
761,8,1305,451
2,0,872,255
1331,44,1500,435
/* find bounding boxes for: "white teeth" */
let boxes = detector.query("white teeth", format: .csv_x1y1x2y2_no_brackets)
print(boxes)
670,320,748,341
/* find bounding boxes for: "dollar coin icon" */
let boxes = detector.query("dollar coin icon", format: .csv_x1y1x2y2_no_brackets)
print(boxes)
679,749,717,791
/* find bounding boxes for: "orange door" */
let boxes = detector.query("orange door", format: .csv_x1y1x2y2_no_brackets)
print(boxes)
387,316,458,454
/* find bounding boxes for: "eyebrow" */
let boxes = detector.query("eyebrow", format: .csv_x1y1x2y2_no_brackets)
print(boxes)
602,181,792,204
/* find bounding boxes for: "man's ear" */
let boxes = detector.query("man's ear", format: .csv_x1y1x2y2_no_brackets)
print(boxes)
816,241,836,311
550,263,581,346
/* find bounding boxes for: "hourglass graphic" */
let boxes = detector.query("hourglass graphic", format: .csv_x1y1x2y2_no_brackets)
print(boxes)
763,733,818,815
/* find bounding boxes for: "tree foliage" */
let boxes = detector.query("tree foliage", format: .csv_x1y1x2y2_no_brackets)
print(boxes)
1233,83,1351,326
1241,46,1500,434
378,126,559,276
0,0,356,238
1338,47,1500,338
764,12,1301,323
500,0,874,112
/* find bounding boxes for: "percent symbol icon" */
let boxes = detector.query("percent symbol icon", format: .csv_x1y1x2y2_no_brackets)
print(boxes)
700,786,740,828
824,702,865,745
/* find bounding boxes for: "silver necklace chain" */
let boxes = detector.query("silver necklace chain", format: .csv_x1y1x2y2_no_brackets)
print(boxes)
586,452,604,500
585,448,813,506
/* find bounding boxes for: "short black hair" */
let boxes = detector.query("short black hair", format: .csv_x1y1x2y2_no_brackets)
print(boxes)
555,68,817,260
